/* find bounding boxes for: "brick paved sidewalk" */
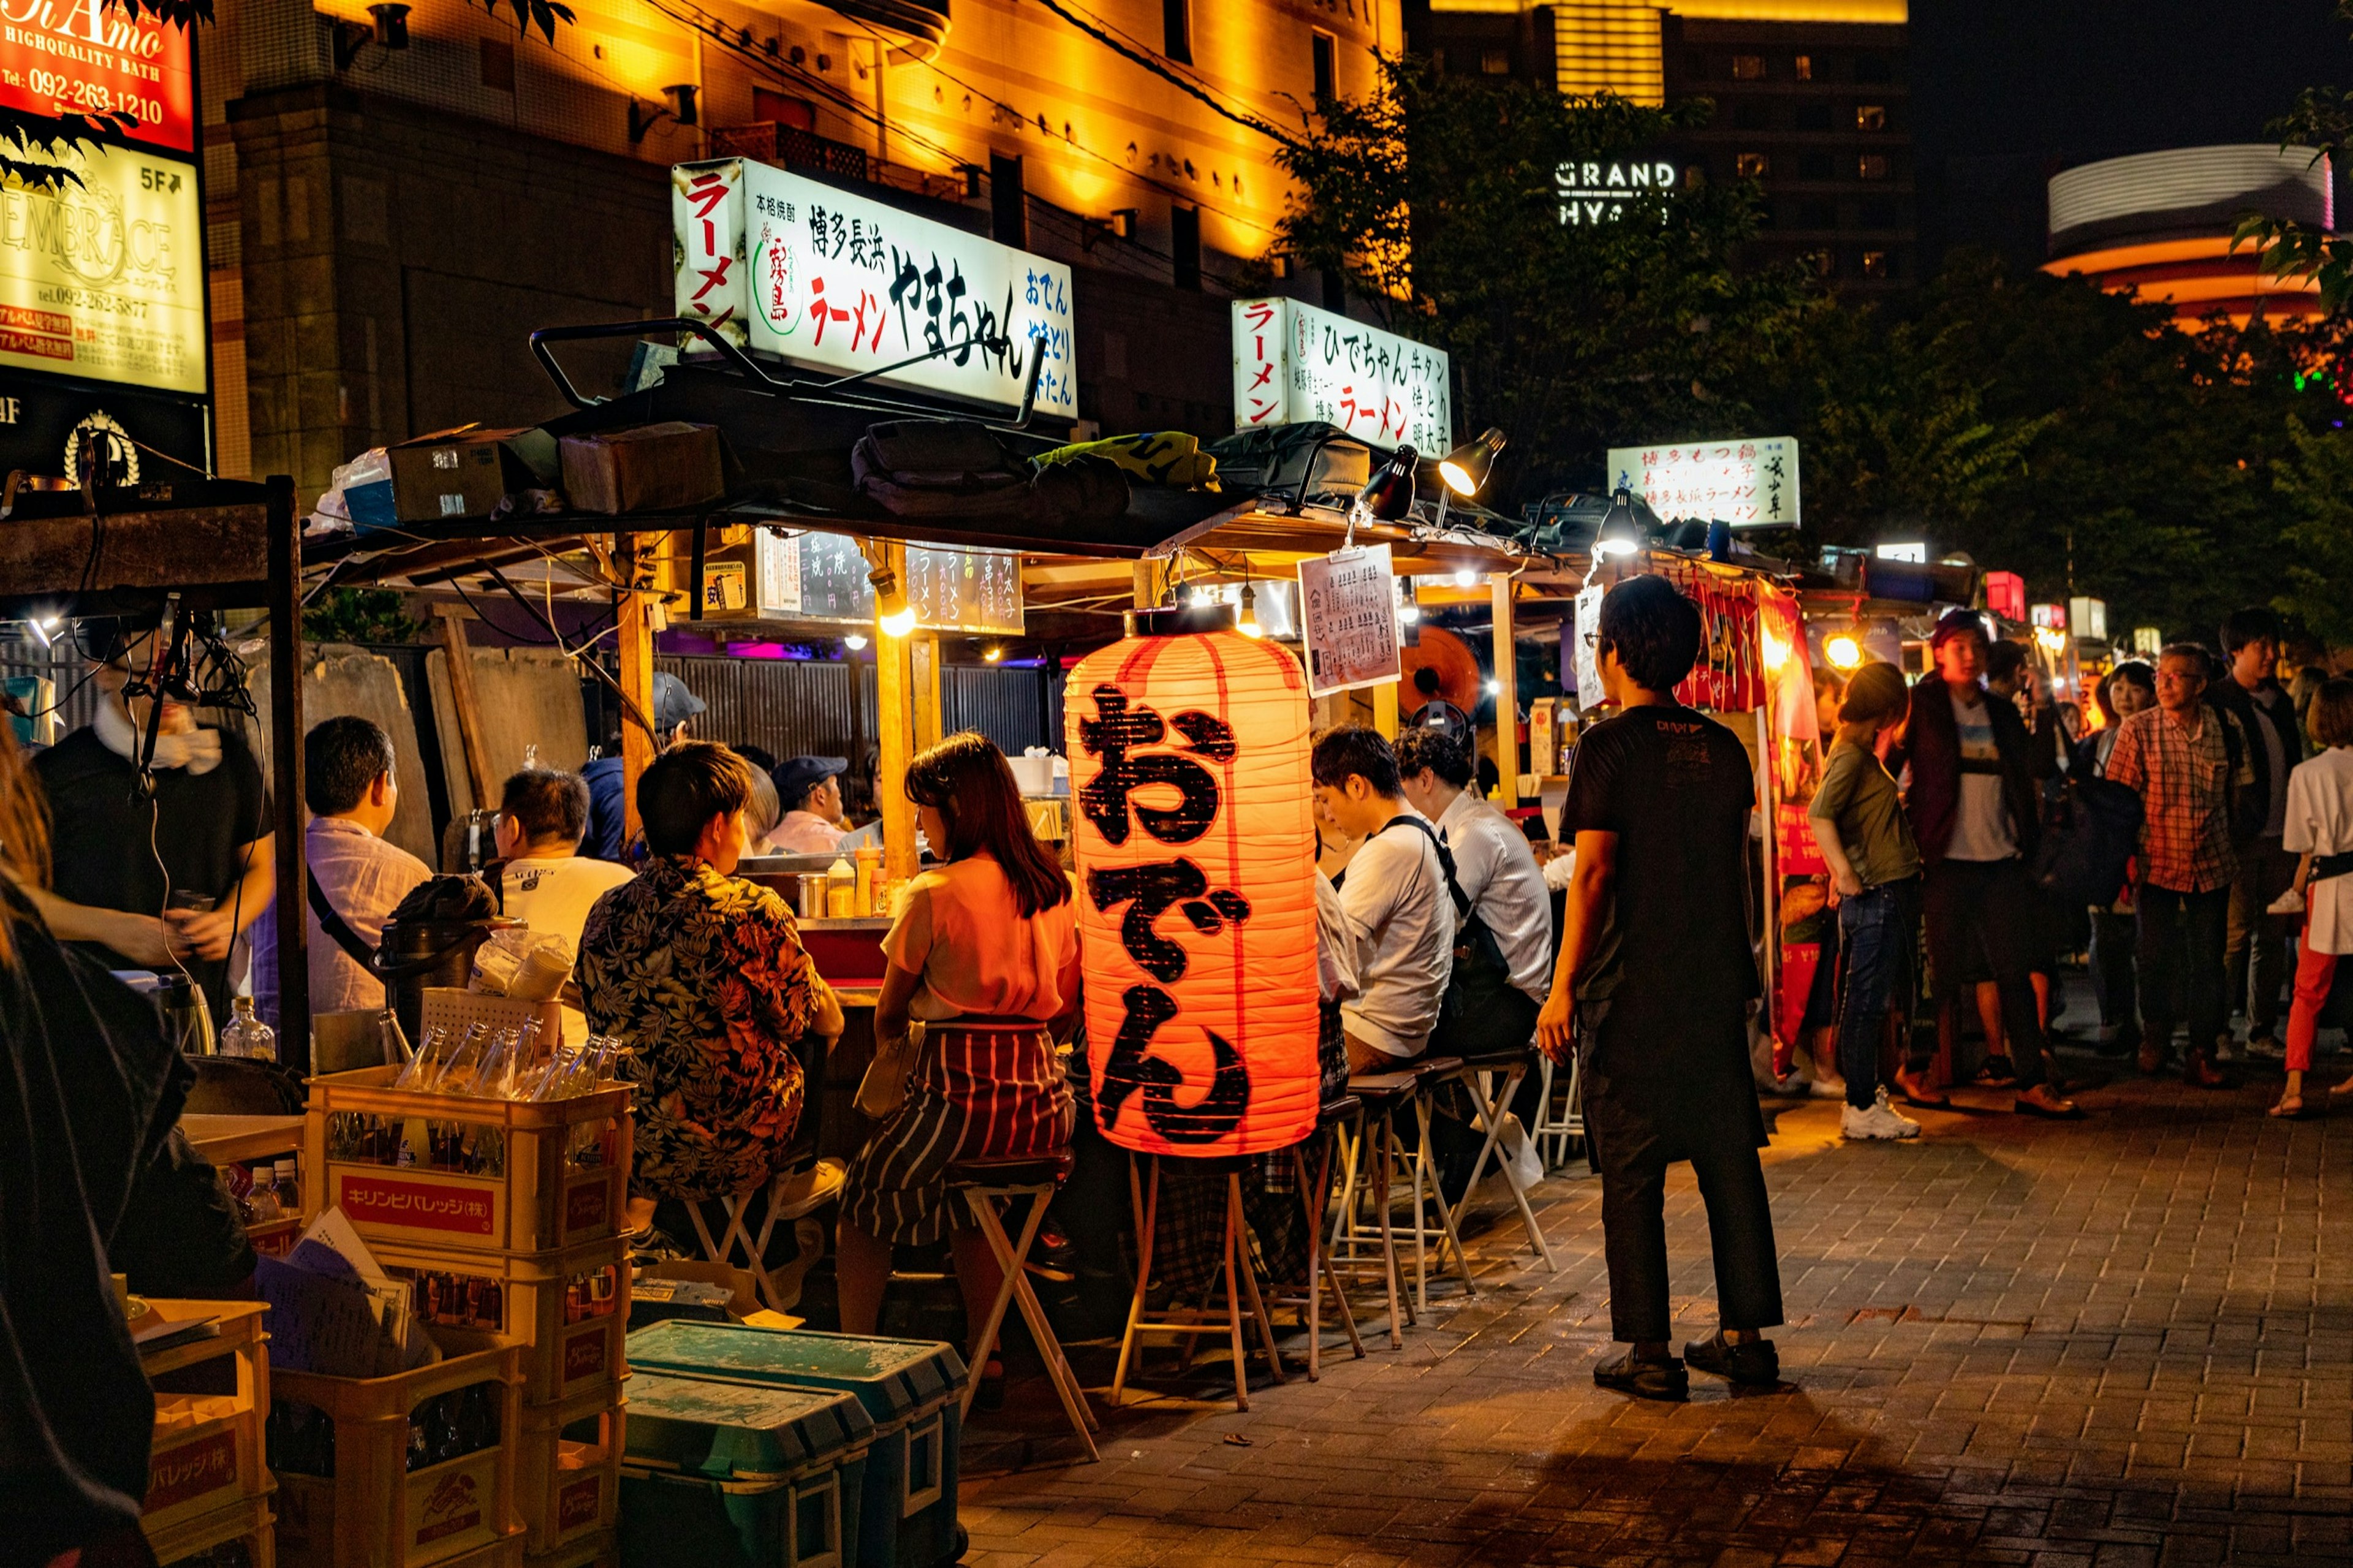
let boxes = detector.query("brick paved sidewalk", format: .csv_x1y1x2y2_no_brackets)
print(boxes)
957,1060,2353,1566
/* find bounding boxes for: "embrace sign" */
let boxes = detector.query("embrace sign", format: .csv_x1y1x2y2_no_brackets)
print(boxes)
673,159,1077,417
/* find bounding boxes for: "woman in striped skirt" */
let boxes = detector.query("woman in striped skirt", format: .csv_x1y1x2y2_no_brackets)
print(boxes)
836,733,1080,1382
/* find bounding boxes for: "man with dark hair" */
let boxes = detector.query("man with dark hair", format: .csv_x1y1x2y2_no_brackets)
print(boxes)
252,715,430,1019
580,741,842,1204
1888,609,2077,1117
2213,606,2303,1057
1395,727,1553,1056
1406,664,1473,747
1535,572,1783,1399
581,672,707,862
2107,645,2254,1087
495,768,632,1040
1311,725,1455,1070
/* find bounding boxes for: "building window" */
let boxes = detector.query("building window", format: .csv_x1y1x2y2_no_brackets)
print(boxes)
1862,198,1896,230
1312,29,1337,100
1799,151,1834,181
1856,104,1887,132
1801,200,1836,230
1856,52,1893,82
752,88,816,130
1795,102,1832,132
1731,53,1765,80
1809,249,1835,278
1172,204,1201,290
1858,153,1890,180
479,38,515,91
1163,0,1191,64
1736,152,1770,178
1862,249,1892,278
1733,101,1770,130
1794,53,1813,81
1480,47,1510,75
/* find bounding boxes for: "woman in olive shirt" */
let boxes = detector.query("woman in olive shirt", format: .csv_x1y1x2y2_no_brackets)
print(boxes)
1808,662,1925,1140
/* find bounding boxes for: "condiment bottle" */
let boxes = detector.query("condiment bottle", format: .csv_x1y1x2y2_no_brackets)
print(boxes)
853,844,882,915
825,855,856,918
271,1158,301,1220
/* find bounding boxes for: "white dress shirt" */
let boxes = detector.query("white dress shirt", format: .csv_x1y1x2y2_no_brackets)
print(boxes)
1336,806,1455,1059
1436,790,1555,1004
292,815,431,1014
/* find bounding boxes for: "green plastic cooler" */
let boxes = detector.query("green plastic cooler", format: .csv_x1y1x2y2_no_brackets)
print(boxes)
619,1372,875,1568
626,1322,967,1568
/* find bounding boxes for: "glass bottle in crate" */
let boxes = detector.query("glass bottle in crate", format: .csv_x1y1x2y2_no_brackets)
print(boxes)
246,1167,281,1223
218,995,276,1062
270,1157,301,1221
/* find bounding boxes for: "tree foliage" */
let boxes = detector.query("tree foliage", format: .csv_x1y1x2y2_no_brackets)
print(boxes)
2233,0,2353,312
1270,55,1821,497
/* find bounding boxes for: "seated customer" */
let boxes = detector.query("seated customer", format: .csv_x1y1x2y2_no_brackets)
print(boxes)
836,734,1079,1393
578,743,841,1206
1312,725,1456,1072
251,716,430,1020
494,768,634,1040
769,756,851,855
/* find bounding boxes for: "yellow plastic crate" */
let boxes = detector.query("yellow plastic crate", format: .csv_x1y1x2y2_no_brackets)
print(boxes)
148,1483,275,1567
144,1301,271,1536
515,1387,624,1556
523,1528,612,1568
271,1341,523,1568
304,1067,631,1256
368,1237,631,1408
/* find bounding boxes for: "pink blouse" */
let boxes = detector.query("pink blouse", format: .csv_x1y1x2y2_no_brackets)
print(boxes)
883,854,1079,1023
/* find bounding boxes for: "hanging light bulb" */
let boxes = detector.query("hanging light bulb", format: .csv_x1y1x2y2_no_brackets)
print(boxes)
1824,632,1863,670
1237,583,1264,637
869,565,918,638
843,633,869,651
983,644,1005,663
1452,568,1479,588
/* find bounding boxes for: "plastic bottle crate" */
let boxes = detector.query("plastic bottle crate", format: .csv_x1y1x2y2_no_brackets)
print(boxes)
270,1341,525,1568
144,1301,273,1536
148,1485,276,1568
523,1528,613,1568
618,1371,874,1568
626,1324,964,1568
368,1235,632,1407
304,1067,632,1256
516,1386,625,1555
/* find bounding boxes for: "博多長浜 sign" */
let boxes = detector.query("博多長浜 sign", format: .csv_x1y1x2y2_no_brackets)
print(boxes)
1605,437,1799,528
673,158,1075,417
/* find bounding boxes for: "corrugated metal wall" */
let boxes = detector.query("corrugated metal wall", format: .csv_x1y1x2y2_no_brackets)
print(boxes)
653,654,1064,766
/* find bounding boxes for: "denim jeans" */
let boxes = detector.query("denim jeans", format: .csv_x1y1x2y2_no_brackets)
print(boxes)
1836,875,1920,1110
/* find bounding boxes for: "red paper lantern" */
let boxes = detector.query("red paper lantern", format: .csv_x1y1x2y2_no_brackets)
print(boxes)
1066,612,1320,1156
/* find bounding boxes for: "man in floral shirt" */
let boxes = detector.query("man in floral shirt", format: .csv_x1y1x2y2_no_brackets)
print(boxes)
580,742,841,1202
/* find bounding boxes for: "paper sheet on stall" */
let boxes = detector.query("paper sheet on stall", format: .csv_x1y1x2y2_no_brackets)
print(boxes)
256,1205,440,1376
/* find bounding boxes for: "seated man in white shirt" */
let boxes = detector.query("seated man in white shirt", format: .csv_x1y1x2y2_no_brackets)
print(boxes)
494,768,635,1039
767,756,851,855
254,715,432,1018
1395,727,1555,1058
1311,725,1455,1072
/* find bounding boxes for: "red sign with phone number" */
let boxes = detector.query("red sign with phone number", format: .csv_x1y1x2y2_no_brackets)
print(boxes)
0,0,195,154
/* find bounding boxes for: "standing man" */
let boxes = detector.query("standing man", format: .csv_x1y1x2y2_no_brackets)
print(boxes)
1395,727,1553,1056
1311,727,1455,1072
2104,645,2253,1088
2211,607,2303,1057
251,716,432,1021
1535,575,1782,1399
1888,610,2077,1118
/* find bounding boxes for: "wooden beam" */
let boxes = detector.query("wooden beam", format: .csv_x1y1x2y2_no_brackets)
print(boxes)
1371,678,1398,739
0,503,267,604
616,534,657,850
263,477,309,1073
431,604,500,814
912,633,944,752
1490,572,1518,805
873,540,919,882
1131,559,1162,612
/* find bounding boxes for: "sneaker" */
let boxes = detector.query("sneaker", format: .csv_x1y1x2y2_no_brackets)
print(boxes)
1809,1074,1849,1100
1593,1346,1688,1401
1683,1330,1781,1387
1841,1088,1922,1140
2244,1033,2286,1062
2269,886,2307,917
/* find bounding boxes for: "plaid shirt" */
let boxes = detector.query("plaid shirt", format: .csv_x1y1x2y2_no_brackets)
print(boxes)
2102,706,2252,893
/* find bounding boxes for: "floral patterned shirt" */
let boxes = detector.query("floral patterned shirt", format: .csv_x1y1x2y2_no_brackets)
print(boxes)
578,854,824,1200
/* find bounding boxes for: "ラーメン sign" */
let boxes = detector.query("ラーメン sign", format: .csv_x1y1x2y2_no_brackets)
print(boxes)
1232,297,1452,452
0,143,203,395
1605,437,1800,528
672,159,1076,417
0,0,196,154
1555,159,1678,225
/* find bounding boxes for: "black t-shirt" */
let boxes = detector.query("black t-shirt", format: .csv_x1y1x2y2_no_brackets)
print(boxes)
32,724,271,1006
1562,703,1758,1026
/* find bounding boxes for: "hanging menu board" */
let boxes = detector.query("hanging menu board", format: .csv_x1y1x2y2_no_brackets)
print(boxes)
751,529,1025,635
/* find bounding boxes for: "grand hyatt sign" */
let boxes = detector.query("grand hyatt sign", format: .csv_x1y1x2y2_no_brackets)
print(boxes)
1555,160,1680,225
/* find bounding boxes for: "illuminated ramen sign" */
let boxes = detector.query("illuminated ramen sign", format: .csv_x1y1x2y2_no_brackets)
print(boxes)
1555,159,1679,225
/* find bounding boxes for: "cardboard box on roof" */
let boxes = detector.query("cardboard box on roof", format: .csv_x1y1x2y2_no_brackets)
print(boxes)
557,422,724,515
388,426,560,523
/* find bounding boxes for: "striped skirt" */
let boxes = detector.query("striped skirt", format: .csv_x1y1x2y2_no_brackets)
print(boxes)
841,1016,1077,1248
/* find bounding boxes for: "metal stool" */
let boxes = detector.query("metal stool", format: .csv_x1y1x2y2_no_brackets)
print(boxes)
1113,1153,1286,1411
686,1156,847,1314
1447,1049,1559,1273
1336,1056,1475,1321
948,1150,1099,1461
1259,1096,1367,1379
1531,1050,1586,1169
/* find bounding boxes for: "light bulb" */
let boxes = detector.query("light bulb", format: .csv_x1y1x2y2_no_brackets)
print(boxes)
1484,678,1501,696
1398,601,1422,625
983,645,1004,662
1594,537,1639,558
1237,583,1263,637
843,633,869,651
1453,569,1479,588
1824,633,1863,670
879,605,919,638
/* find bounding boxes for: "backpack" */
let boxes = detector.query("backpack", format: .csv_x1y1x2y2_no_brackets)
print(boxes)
1372,814,1525,1056
2033,774,2144,907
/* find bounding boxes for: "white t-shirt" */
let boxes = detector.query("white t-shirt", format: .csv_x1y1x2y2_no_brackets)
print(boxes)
2286,748,2353,954
1946,693,2019,862
1335,809,1457,1058
502,855,637,1039
1436,790,1555,1003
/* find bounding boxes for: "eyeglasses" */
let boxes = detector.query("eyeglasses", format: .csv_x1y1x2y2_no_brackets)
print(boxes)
1582,632,1610,651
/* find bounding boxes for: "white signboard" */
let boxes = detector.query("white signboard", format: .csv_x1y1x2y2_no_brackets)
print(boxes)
1555,159,1680,225
673,159,1075,417
1232,297,1452,453
1604,436,1800,529
1297,544,1401,697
